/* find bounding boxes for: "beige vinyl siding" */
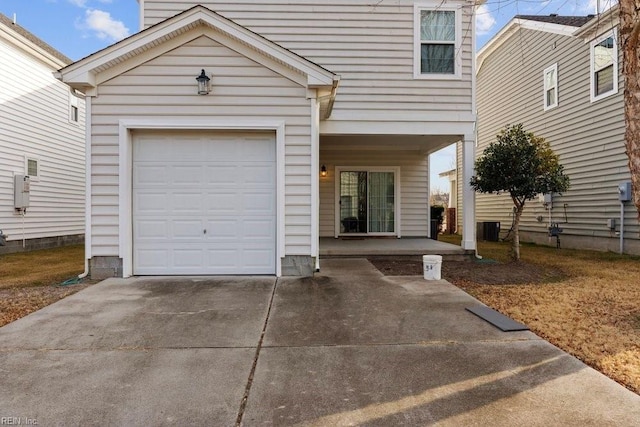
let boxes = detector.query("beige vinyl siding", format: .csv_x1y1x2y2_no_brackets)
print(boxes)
141,0,474,125
0,37,85,242
476,27,635,247
90,35,313,256
319,149,428,237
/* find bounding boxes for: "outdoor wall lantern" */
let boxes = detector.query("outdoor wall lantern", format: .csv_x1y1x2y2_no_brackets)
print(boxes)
196,69,211,95
320,165,327,177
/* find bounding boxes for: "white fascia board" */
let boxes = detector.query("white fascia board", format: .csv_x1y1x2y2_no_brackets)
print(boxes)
0,25,68,70
58,6,336,90
477,18,578,74
573,6,618,41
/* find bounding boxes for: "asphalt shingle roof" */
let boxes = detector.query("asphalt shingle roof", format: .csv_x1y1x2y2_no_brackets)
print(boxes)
0,13,72,64
515,14,595,28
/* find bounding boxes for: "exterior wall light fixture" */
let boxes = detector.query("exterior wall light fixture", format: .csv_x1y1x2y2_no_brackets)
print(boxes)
196,69,211,95
320,165,327,177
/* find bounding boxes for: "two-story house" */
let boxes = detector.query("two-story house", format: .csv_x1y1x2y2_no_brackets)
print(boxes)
57,0,478,278
475,6,639,255
0,14,85,254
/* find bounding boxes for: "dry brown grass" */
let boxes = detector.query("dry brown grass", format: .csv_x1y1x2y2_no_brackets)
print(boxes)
0,244,84,289
439,234,640,394
0,245,88,327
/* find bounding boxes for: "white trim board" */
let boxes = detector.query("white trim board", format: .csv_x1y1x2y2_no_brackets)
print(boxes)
118,118,286,277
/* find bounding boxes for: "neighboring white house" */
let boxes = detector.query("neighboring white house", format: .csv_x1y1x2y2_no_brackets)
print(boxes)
0,14,85,253
475,7,639,254
57,1,478,278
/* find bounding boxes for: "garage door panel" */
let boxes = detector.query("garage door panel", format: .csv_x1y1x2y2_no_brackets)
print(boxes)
242,193,275,214
207,165,240,184
133,132,276,275
205,192,241,213
171,165,205,185
207,220,241,239
242,219,276,240
136,249,170,269
135,192,169,213
172,220,206,239
170,193,205,213
135,220,169,239
135,165,169,185
174,250,206,268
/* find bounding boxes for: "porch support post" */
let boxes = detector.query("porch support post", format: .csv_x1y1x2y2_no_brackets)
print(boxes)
461,134,476,251
310,94,320,271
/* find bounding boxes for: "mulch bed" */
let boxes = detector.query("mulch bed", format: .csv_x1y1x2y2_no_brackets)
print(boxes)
368,256,565,285
0,284,91,327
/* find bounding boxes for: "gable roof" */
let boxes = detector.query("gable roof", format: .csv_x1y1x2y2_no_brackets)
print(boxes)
476,14,595,74
0,13,71,68
514,15,594,27
56,5,339,95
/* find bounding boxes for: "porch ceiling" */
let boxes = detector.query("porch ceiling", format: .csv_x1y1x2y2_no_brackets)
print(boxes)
320,134,461,155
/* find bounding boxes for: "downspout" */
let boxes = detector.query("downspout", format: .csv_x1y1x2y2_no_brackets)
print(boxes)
471,2,480,259
78,95,92,279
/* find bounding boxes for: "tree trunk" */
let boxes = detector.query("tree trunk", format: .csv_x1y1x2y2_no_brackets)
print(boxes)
511,200,524,261
620,0,640,218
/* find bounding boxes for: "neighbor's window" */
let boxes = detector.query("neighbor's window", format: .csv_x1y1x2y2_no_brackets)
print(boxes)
590,31,618,102
69,94,79,123
25,157,39,181
415,5,461,78
543,63,558,110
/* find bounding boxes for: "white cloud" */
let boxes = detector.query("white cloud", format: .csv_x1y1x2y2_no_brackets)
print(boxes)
97,0,113,3
476,4,497,36
81,9,130,42
68,0,87,7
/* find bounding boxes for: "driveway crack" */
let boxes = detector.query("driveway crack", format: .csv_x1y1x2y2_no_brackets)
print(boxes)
235,278,278,426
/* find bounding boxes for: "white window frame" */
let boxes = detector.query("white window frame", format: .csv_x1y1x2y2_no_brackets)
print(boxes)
334,166,401,238
590,30,618,103
25,156,40,181
413,3,463,80
69,93,79,124
543,63,558,111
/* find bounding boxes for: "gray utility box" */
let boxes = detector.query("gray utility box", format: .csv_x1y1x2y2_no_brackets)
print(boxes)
619,182,632,202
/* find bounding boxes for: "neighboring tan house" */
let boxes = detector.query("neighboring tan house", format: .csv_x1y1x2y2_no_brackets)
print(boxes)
57,1,479,278
475,7,640,254
0,14,85,254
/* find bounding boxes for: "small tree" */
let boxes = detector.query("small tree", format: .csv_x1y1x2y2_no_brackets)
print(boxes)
471,124,570,261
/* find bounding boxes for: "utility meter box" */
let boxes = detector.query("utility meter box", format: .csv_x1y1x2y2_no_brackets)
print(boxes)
14,174,30,210
619,181,632,202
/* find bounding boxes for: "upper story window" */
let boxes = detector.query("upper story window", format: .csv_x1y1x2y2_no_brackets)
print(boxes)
69,93,79,123
543,63,558,110
414,4,462,79
590,30,618,102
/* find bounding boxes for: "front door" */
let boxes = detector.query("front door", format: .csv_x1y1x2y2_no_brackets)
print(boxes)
338,169,396,235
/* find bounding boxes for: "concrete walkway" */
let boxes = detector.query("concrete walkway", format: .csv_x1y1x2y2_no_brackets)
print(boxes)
0,259,638,426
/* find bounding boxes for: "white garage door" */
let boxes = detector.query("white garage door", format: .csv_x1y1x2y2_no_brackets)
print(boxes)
132,131,276,275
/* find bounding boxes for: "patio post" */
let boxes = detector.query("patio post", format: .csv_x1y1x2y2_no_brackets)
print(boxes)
461,134,476,250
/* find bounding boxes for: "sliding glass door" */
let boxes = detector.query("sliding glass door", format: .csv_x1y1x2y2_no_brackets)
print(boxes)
338,169,396,235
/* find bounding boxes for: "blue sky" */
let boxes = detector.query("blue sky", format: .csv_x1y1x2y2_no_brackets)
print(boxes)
0,0,611,191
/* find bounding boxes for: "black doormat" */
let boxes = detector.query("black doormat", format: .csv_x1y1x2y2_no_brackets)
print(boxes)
465,305,529,332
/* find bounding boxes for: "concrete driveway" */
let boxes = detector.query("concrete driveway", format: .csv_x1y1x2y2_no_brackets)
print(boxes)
0,259,638,426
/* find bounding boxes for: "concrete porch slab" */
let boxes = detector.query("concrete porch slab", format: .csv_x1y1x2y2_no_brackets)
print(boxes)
320,237,467,257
